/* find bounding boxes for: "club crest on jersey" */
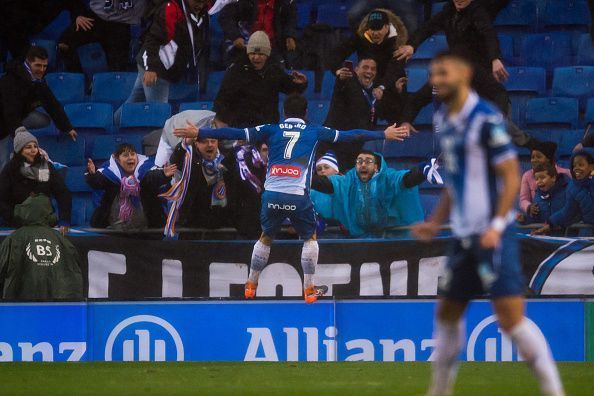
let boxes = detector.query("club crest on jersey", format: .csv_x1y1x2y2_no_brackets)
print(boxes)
270,165,301,178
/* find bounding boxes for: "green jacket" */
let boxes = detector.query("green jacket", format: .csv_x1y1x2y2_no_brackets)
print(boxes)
0,195,83,300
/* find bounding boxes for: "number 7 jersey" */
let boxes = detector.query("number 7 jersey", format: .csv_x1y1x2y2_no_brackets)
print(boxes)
245,117,341,196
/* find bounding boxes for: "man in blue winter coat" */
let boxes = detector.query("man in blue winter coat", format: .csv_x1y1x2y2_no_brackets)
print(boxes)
311,150,441,238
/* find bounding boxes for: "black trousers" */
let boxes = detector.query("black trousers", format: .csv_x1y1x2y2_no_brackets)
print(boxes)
58,11,131,72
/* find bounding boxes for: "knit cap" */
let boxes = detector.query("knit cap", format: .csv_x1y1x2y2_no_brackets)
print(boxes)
247,31,272,57
316,151,339,173
13,126,38,153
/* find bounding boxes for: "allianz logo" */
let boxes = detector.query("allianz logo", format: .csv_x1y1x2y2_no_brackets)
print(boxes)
244,315,533,362
267,203,297,211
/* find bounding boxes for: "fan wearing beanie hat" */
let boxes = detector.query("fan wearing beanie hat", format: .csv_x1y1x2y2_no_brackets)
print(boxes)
13,126,39,155
519,139,572,212
247,31,272,57
316,151,340,176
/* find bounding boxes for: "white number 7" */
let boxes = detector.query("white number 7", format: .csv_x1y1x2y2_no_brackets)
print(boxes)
283,131,300,159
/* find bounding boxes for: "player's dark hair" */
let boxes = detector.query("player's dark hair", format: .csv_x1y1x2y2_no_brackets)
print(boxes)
113,143,137,158
25,45,49,62
284,94,308,119
432,49,474,69
533,163,557,178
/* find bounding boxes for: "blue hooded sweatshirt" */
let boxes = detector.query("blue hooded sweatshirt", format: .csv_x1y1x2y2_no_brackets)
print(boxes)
311,153,424,238
525,173,570,224
549,150,594,231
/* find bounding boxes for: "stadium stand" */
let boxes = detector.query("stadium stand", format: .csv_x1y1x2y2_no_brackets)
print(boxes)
38,136,86,166
179,101,215,112
46,73,85,104
552,66,594,110
306,100,330,125
91,72,137,107
520,33,573,73
119,102,172,131
90,135,143,162
405,67,429,93
525,97,580,129
408,35,448,67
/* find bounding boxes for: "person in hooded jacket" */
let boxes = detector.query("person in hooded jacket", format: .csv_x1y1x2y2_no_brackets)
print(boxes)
0,194,83,301
86,143,175,230
0,128,71,231
310,150,441,238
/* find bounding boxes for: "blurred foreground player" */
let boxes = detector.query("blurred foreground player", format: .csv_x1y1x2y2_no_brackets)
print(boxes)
174,94,410,303
411,52,564,396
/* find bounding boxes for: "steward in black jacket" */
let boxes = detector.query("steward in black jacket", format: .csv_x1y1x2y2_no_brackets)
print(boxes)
0,61,74,140
137,0,209,83
214,54,307,127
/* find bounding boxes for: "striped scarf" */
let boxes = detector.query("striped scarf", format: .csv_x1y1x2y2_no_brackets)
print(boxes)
159,141,193,239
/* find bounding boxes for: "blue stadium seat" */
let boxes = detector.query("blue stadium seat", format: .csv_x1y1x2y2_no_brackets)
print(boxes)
316,4,349,28
551,66,594,110
91,134,143,161
504,67,546,95
542,0,591,31
65,166,92,193
179,101,214,112
558,130,584,157
576,34,594,65
497,33,514,64
71,195,94,227
520,33,573,72
494,0,537,31
31,11,71,41
525,97,579,129
78,43,108,77
297,2,313,29
307,100,330,125
409,35,448,67
37,136,86,166
431,2,447,16
29,121,58,138
64,102,113,132
201,71,225,100
30,39,57,71
406,68,429,93
119,102,172,130
92,72,137,107
413,104,434,129
509,94,530,127
45,73,85,104
169,81,199,103
585,98,594,125
301,70,317,99
320,71,336,99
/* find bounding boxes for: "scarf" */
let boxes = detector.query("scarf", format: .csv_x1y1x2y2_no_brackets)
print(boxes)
234,143,267,193
20,158,49,182
201,151,227,207
118,175,141,222
160,141,193,239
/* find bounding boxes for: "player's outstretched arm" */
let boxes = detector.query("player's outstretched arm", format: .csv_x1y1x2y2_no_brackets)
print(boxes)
335,124,409,143
173,120,248,141
411,189,451,242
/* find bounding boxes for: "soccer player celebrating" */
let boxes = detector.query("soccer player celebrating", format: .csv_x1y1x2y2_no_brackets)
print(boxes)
174,94,410,303
411,51,564,396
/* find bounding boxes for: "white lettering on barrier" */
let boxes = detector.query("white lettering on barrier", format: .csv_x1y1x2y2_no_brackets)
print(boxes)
209,262,249,297
59,342,87,362
244,328,279,361
162,259,183,298
389,260,408,295
359,263,383,296
87,251,127,298
256,263,302,297
0,342,13,361
418,256,447,295
18,342,53,361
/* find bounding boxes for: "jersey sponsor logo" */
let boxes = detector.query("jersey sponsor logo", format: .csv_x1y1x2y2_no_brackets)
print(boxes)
270,165,301,178
267,203,297,211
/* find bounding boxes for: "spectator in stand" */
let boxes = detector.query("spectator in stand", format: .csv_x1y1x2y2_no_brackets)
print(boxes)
395,0,513,136
332,10,408,125
115,0,210,122
324,56,406,171
518,164,569,234
86,143,173,230
0,128,71,231
166,135,238,230
214,31,307,127
0,195,83,301
316,151,340,177
348,0,420,33
154,109,222,167
218,0,297,66
310,150,442,238
534,149,594,237
0,46,78,168
519,141,571,215
0,0,87,60
58,0,147,72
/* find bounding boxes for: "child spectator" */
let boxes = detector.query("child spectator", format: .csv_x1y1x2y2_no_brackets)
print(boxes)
534,149,594,237
520,164,569,229
0,128,71,231
86,144,175,230
315,151,340,177
520,140,571,213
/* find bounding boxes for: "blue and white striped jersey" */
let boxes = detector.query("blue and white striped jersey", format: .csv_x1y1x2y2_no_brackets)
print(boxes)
200,118,385,196
434,91,517,238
